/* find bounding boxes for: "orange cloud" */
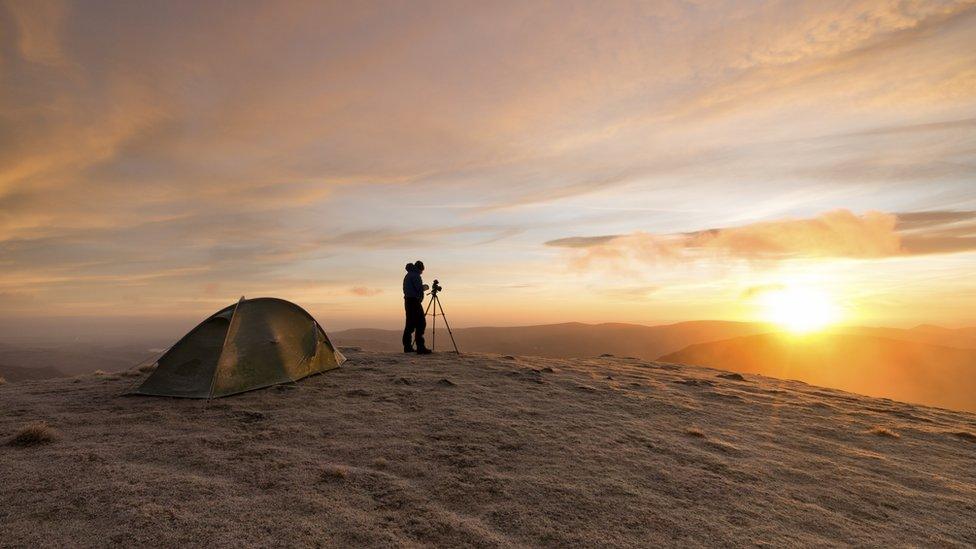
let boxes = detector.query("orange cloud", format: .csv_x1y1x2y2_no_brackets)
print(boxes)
349,287,382,297
546,210,976,266
685,210,901,258
4,0,68,66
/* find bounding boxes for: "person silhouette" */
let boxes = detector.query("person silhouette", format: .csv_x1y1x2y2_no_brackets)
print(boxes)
402,260,432,354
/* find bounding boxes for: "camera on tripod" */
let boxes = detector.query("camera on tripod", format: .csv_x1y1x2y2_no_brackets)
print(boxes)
421,278,459,354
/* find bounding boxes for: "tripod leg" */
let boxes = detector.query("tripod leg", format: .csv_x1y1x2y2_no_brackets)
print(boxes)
431,296,436,351
436,296,461,354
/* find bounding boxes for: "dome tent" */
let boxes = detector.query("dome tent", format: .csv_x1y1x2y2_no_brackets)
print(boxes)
132,297,345,398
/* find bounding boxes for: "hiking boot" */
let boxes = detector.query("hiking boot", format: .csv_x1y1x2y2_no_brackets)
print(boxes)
403,346,415,354
416,347,433,355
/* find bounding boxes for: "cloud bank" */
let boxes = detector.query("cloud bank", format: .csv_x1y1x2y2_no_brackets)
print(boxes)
546,210,976,265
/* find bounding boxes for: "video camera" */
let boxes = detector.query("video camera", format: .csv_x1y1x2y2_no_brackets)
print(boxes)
430,279,443,295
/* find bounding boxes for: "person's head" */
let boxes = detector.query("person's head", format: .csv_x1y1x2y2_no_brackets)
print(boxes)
414,260,425,273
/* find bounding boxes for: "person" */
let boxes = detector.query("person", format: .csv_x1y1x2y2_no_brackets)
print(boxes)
402,260,432,354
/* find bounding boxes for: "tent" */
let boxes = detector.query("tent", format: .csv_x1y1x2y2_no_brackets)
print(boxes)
132,297,345,398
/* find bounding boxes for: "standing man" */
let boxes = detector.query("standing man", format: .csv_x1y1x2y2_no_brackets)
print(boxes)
403,260,432,354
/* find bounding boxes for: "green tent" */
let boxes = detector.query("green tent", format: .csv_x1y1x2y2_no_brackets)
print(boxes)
132,297,344,398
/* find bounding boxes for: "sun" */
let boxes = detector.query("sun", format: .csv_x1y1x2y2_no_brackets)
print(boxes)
756,285,841,334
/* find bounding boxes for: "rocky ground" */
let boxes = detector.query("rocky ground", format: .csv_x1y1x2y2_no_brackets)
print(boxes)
2,349,975,547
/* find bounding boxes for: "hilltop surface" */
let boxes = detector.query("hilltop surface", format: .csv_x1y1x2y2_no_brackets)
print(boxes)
2,350,975,547
334,322,976,413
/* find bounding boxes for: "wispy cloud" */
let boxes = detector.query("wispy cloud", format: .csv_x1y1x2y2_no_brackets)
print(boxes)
546,210,976,265
1,1,974,324
899,211,976,255
4,0,68,66
349,287,383,297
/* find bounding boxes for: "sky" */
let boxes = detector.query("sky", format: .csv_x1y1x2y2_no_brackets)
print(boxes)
2,0,976,337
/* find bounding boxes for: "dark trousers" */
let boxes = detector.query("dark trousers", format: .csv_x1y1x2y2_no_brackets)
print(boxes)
403,297,426,349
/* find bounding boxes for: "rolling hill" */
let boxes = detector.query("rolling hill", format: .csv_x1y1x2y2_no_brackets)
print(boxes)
0,342,165,378
660,333,976,412
332,321,774,359
4,321,975,414
838,325,976,350
0,363,65,382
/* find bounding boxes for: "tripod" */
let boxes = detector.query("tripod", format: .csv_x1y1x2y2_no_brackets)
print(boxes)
422,288,461,354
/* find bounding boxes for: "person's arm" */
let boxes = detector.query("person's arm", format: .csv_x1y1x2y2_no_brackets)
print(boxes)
412,273,426,296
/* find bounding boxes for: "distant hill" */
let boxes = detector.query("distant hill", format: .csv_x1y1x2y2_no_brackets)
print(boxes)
837,325,976,350
332,321,775,359
659,333,976,412
0,342,163,377
0,363,65,382
4,320,975,407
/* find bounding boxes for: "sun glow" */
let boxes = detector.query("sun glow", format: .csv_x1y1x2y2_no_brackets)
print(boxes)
757,285,841,334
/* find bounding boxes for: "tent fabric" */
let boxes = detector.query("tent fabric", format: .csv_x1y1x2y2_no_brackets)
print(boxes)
132,297,344,398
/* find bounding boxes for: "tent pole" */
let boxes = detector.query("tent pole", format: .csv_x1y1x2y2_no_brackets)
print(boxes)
208,296,244,401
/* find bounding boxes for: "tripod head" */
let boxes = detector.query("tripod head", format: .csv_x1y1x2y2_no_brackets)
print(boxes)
429,279,443,296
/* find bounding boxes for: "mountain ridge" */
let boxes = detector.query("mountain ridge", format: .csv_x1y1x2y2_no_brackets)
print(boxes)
660,332,976,412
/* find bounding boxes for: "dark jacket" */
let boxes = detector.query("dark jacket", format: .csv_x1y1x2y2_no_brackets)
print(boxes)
403,263,426,299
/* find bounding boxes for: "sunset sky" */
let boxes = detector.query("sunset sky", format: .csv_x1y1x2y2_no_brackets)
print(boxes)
2,0,975,335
